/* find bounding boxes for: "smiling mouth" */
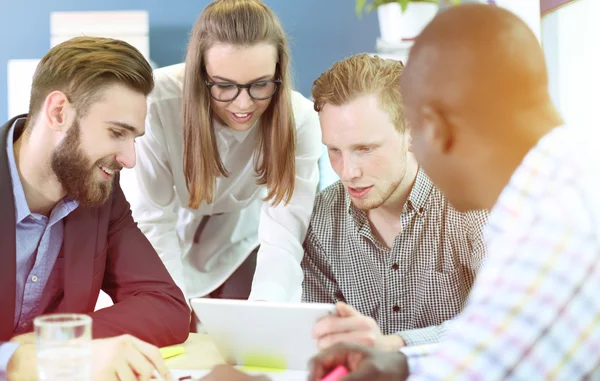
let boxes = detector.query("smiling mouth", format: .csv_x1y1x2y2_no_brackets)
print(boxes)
229,111,253,122
98,165,120,179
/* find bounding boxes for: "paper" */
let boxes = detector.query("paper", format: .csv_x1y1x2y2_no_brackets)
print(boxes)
170,368,307,381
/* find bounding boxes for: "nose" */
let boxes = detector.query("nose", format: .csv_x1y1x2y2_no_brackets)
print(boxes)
232,88,254,110
338,153,361,182
115,140,136,169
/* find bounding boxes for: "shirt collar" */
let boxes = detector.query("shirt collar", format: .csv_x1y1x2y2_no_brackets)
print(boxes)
213,118,256,143
344,167,434,226
7,118,32,224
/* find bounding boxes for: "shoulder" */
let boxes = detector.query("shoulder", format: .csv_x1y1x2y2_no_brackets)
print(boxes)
150,63,186,104
290,90,317,128
308,181,347,236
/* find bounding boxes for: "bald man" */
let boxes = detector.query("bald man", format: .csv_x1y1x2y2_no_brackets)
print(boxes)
307,3,600,380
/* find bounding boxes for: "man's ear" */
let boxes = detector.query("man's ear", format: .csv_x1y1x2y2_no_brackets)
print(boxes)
420,104,454,155
405,128,413,152
42,91,73,132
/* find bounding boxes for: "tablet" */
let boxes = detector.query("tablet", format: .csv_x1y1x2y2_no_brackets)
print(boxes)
190,298,336,370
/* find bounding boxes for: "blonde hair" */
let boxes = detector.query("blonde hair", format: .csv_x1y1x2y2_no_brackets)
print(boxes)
312,54,407,132
28,36,153,124
183,0,296,208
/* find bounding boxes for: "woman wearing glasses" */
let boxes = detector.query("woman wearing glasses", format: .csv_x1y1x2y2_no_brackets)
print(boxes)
121,0,321,308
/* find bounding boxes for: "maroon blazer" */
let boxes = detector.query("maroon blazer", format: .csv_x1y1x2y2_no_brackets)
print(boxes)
0,115,190,346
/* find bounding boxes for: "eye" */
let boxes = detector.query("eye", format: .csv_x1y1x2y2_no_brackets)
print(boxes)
110,129,124,139
359,147,373,153
328,147,340,154
215,83,236,90
253,81,269,88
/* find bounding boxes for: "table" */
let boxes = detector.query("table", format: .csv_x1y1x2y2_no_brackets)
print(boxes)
164,333,226,370
164,334,309,380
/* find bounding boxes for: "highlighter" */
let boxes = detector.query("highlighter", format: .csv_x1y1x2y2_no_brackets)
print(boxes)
321,365,349,381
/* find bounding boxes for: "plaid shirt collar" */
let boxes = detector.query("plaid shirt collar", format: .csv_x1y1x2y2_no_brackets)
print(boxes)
345,168,435,231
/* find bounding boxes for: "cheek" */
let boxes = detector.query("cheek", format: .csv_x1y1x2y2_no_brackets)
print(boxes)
253,99,272,117
210,98,229,116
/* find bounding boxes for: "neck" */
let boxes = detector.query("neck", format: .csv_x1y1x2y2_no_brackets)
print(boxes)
474,102,563,210
14,127,65,216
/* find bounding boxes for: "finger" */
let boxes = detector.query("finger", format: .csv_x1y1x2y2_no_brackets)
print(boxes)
307,343,368,381
313,316,372,338
128,336,170,379
115,359,137,381
124,345,155,381
336,302,360,318
317,331,377,350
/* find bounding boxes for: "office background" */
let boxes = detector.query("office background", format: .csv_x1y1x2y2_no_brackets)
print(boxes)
0,0,382,122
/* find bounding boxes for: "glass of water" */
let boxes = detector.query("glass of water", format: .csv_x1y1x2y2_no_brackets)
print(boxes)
34,313,92,381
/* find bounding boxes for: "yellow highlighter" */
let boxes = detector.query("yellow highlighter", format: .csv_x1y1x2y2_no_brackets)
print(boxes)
159,345,185,360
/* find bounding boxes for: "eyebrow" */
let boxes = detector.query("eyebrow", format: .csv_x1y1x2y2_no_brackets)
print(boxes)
107,121,144,137
210,74,274,83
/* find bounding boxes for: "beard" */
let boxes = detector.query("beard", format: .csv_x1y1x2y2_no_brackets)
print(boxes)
50,119,120,207
351,175,403,211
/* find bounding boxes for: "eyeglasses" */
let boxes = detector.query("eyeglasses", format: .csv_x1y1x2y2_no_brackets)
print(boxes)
205,79,281,102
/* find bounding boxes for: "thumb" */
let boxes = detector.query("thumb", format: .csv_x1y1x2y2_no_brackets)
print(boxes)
336,302,360,318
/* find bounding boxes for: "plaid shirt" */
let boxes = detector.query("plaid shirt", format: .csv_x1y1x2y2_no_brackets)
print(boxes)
410,126,600,379
302,169,488,346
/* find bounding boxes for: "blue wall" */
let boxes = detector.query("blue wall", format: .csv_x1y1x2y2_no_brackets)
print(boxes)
0,0,379,122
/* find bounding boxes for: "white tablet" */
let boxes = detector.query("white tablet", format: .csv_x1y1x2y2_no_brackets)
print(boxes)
190,298,336,370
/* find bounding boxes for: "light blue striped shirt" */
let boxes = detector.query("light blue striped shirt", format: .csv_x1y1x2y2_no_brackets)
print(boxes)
1,119,79,379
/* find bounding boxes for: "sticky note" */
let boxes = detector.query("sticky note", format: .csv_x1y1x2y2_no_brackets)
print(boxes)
241,353,287,371
159,345,185,359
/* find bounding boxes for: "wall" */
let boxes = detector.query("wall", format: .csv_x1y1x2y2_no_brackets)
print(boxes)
542,0,598,129
0,0,380,121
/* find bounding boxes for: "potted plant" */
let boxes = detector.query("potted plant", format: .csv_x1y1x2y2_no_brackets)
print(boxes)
356,0,461,44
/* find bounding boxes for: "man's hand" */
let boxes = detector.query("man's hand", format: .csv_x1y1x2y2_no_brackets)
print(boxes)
6,344,36,381
308,342,409,381
92,334,172,381
9,333,35,345
199,365,271,381
7,334,171,381
313,302,405,351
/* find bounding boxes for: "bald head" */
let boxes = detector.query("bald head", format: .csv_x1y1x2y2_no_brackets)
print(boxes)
404,4,549,122
402,4,562,212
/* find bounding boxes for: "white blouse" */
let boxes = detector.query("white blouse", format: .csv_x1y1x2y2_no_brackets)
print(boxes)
120,63,322,302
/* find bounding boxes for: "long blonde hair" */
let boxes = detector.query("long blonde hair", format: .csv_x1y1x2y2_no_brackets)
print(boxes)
183,0,296,208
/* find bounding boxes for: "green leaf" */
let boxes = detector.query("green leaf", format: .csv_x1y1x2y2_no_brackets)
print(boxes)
356,0,367,18
399,0,410,12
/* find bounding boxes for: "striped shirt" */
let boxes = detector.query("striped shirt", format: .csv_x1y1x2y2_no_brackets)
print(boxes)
410,126,600,379
302,169,488,346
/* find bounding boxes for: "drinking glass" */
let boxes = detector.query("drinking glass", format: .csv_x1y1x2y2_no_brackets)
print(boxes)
34,313,92,381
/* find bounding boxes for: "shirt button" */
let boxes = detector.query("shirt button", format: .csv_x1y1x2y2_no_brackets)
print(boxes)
393,305,400,313
22,322,28,329
31,275,38,283
392,263,399,271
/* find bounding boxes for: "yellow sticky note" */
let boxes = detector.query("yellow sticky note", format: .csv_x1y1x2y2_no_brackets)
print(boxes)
240,353,287,372
239,366,286,373
159,346,185,359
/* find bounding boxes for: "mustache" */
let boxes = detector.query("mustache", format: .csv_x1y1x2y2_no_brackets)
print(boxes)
96,159,123,172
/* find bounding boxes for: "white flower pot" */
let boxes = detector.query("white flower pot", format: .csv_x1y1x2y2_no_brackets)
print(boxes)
377,2,439,44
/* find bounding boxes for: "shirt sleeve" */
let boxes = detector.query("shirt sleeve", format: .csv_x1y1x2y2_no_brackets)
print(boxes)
398,321,450,346
119,101,186,296
409,186,599,380
249,101,322,302
301,223,340,304
0,342,19,380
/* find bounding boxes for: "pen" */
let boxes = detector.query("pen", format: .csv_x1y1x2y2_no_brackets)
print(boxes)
321,365,349,381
